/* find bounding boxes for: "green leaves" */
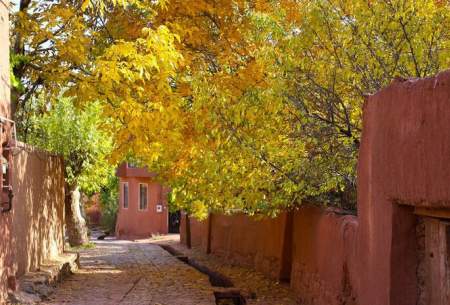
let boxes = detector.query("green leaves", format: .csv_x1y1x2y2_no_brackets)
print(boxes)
28,97,114,194
12,0,450,218
9,54,29,92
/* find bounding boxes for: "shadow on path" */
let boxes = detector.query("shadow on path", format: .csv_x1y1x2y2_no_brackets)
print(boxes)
40,235,215,305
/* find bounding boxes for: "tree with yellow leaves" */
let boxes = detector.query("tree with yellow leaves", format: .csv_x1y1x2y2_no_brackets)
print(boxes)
149,0,450,216
11,0,450,220
144,0,450,216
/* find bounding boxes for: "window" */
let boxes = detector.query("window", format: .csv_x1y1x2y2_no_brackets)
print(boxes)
123,183,129,209
139,184,148,210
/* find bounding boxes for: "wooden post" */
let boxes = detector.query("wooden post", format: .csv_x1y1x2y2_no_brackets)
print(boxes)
206,213,213,254
186,213,191,249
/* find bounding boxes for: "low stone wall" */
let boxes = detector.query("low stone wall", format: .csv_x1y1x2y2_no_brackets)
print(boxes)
0,145,65,302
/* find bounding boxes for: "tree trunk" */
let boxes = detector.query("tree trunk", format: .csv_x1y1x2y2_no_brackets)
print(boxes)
65,184,89,246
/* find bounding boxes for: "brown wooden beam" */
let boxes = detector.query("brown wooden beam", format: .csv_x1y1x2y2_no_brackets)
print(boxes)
414,207,450,220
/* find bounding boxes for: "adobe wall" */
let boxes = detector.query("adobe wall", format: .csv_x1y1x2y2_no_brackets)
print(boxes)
179,211,187,245
181,71,450,305
182,212,292,280
115,177,169,238
0,1,11,302
85,195,102,226
189,216,209,251
0,0,9,118
209,213,289,280
290,208,359,305
181,208,359,303
356,72,450,305
0,145,65,303
11,146,66,276
287,70,450,305
179,212,209,248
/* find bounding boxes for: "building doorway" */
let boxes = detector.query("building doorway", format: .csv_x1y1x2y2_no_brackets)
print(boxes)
415,208,450,305
169,211,181,233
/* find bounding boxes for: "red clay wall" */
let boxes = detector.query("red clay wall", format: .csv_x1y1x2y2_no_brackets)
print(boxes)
0,0,8,117
85,194,102,226
180,212,187,245
183,212,293,280
209,213,289,280
0,145,65,303
356,72,450,305
115,177,169,238
181,72,450,305
290,208,359,305
0,1,12,301
181,208,359,303
179,213,209,248
189,217,209,251
11,146,66,276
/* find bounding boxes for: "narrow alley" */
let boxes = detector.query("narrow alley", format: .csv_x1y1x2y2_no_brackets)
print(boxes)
5,1,450,305
39,233,298,305
41,236,215,305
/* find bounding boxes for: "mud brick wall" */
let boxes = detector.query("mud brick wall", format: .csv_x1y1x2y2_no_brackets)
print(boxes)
180,208,359,303
181,71,450,305
0,4,67,302
356,72,450,305
190,216,210,251
0,1,12,301
209,213,289,280
290,208,358,305
11,146,66,276
0,0,8,114
182,213,289,279
0,145,65,303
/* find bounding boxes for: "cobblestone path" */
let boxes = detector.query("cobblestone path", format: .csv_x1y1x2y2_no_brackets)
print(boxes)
41,238,215,305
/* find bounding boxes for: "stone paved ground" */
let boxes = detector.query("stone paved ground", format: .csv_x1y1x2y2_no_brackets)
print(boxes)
156,236,299,305
40,236,215,305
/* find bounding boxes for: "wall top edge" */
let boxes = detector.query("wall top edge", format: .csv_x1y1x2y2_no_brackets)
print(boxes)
0,0,9,9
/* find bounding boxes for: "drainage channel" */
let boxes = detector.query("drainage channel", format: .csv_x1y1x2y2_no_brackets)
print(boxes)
159,245,247,305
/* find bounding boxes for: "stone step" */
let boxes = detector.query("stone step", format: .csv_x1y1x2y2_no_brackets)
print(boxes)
8,252,79,304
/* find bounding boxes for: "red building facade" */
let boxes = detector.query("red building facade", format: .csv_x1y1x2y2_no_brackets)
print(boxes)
115,163,169,239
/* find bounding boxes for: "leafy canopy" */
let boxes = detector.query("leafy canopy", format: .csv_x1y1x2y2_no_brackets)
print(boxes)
11,0,450,218
29,97,113,194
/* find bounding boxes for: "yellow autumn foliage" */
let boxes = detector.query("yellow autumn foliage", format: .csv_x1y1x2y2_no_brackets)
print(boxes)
11,0,450,218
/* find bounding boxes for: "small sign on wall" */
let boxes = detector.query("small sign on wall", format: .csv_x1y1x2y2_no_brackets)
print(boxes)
156,205,163,213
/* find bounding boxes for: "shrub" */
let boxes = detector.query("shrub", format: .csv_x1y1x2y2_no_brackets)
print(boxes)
99,174,119,232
